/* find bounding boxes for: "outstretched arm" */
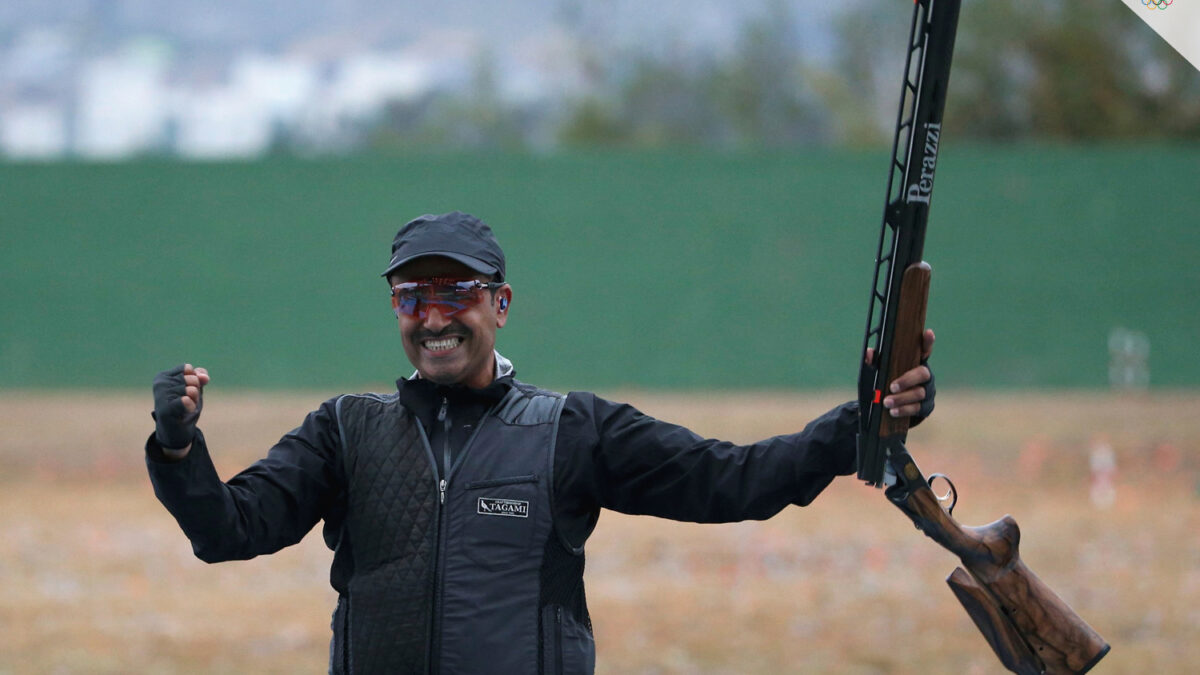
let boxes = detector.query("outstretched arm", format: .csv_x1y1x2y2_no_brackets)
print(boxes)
557,334,935,529
568,393,858,524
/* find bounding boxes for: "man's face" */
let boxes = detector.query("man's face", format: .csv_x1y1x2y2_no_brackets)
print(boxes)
390,256,511,389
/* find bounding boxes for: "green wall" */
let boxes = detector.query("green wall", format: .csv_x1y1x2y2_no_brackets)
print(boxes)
2,146,1196,391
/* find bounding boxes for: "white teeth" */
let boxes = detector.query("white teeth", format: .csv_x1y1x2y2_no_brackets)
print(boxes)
423,337,462,352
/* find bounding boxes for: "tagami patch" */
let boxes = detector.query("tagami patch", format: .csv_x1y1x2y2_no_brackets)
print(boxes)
477,497,530,518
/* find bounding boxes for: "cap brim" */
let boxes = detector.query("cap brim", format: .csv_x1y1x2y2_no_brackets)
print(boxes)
381,251,500,279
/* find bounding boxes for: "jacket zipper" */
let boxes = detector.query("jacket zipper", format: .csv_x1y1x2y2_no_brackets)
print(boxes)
430,396,450,674
554,606,565,675
438,397,451,488
413,415,443,675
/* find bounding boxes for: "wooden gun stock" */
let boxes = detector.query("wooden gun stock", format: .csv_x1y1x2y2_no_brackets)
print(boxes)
888,456,1111,674
874,256,1110,673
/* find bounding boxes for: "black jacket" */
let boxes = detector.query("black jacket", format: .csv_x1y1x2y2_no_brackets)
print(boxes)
146,367,859,672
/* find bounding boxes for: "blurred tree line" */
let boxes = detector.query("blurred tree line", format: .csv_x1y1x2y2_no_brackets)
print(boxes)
363,0,1200,151
946,0,1200,140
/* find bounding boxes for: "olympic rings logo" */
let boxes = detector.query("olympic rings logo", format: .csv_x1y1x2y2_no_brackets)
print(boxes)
1142,0,1172,9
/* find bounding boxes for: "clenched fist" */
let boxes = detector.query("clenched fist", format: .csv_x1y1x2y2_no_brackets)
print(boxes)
152,363,209,451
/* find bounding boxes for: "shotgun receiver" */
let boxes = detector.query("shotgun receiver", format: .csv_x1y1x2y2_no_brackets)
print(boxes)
855,1,1110,672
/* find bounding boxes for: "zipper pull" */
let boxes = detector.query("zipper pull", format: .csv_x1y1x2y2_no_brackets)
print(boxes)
439,478,447,505
438,396,452,479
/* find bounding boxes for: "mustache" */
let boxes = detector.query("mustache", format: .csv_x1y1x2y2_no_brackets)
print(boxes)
414,326,470,341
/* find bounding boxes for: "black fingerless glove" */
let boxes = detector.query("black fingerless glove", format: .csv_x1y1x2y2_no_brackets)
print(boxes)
152,364,201,449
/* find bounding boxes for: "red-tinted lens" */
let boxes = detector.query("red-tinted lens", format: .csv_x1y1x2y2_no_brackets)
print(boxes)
391,280,486,319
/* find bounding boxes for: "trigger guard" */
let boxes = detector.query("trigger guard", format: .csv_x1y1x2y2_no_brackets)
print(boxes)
927,472,958,516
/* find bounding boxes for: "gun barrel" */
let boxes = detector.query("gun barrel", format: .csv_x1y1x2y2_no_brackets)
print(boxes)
857,0,961,486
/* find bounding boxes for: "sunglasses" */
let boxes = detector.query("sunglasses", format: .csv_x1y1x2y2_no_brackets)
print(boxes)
390,278,505,319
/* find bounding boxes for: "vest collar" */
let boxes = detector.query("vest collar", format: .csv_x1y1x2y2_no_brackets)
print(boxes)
395,350,516,426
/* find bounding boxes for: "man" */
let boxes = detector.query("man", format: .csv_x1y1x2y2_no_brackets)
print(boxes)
147,211,934,674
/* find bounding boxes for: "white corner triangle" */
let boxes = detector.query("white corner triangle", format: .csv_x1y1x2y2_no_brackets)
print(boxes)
1120,0,1200,72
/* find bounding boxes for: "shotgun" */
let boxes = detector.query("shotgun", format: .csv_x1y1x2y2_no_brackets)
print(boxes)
855,1,1110,672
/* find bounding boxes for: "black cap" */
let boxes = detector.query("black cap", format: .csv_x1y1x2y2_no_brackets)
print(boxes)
381,211,506,281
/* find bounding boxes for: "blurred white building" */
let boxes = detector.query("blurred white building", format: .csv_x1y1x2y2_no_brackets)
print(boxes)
297,31,477,149
0,21,591,159
328,52,433,118
0,37,488,158
75,49,171,158
171,54,319,158
0,103,68,158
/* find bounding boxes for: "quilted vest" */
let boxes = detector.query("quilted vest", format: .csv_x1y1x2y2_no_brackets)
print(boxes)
331,382,593,674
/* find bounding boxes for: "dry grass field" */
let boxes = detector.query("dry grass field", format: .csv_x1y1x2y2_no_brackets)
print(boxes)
2,390,1197,674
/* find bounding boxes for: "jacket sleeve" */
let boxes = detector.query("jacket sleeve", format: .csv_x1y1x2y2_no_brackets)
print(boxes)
144,397,343,562
567,392,858,524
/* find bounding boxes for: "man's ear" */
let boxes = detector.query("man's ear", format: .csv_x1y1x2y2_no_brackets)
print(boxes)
495,285,512,328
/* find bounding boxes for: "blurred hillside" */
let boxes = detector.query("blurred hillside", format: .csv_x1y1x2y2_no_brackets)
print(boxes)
2,0,1197,158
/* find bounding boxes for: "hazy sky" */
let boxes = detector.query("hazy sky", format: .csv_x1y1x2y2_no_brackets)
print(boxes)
1,0,854,61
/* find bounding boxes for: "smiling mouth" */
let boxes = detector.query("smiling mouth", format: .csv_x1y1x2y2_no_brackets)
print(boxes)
423,336,463,353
